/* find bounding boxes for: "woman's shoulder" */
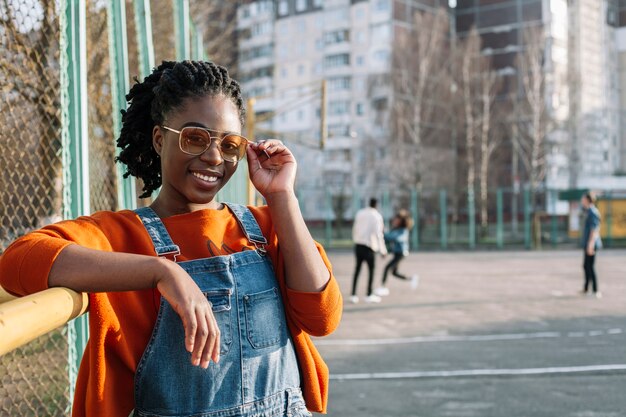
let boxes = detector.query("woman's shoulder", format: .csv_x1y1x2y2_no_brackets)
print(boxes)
86,209,145,226
245,204,271,218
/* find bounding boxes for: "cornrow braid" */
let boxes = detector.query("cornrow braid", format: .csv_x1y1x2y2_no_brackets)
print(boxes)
115,60,246,198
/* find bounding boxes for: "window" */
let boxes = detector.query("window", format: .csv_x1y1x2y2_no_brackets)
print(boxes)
241,66,274,82
296,0,307,12
329,101,350,115
324,53,350,68
298,64,305,75
324,29,350,45
239,44,273,61
328,76,351,91
374,0,390,12
354,77,366,90
328,124,350,136
372,97,387,111
371,23,391,41
355,55,365,66
278,1,289,16
251,22,272,36
478,5,517,28
356,102,364,115
373,50,389,64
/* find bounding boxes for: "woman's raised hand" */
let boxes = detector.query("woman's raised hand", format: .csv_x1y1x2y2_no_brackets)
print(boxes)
246,139,297,198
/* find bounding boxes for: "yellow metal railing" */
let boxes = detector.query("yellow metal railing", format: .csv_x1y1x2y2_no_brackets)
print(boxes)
0,287,89,356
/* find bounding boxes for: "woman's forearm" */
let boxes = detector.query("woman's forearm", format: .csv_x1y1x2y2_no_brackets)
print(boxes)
265,191,330,292
48,244,169,292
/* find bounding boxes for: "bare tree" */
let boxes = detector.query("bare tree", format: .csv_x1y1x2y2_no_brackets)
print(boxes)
458,28,481,201
0,0,62,233
86,1,117,211
517,26,552,206
389,8,451,192
189,1,238,70
477,67,502,234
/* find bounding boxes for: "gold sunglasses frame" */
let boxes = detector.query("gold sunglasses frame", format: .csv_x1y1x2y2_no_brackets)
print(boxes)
161,125,251,162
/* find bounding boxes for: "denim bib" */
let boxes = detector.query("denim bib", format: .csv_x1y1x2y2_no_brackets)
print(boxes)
132,204,310,417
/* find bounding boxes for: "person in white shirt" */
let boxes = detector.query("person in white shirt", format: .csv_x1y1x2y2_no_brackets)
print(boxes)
350,198,387,303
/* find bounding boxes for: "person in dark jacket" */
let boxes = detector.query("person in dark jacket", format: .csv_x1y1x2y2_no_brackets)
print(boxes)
580,192,602,298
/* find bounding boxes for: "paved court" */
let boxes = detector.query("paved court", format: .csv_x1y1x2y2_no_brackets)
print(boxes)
315,249,626,417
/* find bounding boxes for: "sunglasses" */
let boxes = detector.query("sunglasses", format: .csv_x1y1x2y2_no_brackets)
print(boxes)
161,125,251,163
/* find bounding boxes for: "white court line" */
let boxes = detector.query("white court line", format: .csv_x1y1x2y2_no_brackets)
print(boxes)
331,364,626,380
316,328,623,346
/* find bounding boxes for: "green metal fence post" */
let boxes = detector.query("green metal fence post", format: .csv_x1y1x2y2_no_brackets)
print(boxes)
174,0,190,60
108,0,137,209
468,188,475,249
440,189,447,249
550,189,557,247
524,187,531,249
606,191,613,248
382,189,390,230
411,188,419,251
496,188,503,248
325,189,332,248
190,20,204,60
352,190,360,217
133,0,155,79
61,0,90,404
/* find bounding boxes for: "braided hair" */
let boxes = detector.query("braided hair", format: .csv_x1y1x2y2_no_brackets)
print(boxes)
116,60,246,198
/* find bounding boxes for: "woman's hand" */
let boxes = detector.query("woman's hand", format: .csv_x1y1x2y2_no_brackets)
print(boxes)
246,139,297,198
154,258,220,368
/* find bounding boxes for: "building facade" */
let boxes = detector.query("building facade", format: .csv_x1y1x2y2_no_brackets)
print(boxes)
237,0,626,221
237,0,448,220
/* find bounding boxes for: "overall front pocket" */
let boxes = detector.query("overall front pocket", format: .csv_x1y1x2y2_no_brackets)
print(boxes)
204,289,233,354
243,287,286,349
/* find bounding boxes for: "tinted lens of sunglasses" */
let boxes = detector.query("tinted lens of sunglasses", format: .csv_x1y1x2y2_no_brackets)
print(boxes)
179,127,247,162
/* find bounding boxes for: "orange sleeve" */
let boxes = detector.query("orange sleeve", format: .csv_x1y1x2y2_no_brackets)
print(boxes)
284,243,343,336
0,211,143,296
286,280,342,337
0,230,73,296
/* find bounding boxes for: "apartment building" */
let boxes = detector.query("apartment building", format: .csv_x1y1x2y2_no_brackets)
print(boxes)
456,0,624,193
237,0,448,220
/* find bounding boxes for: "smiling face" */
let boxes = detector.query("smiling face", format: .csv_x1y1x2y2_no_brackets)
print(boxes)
151,94,243,216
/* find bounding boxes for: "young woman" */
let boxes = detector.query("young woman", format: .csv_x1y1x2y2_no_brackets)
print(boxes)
0,61,342,417
375,209,417,296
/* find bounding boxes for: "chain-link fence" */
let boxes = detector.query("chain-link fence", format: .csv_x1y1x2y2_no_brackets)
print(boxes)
0,1,238,415
298,186,626,250
0,1,69,413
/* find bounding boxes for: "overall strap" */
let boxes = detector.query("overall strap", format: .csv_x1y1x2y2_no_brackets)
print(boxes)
224,203,267,254
134,207,181,260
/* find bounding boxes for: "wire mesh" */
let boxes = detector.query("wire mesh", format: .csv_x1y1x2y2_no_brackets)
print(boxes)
0,1,247,415
0,0,64,252
86,0,118,212
0,2,70,415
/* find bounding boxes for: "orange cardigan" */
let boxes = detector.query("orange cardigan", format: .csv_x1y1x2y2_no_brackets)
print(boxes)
0,206,342,416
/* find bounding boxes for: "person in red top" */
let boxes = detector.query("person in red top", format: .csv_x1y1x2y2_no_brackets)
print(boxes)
0,61,342,417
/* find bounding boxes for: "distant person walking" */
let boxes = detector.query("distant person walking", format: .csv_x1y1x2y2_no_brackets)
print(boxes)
350,198,387,303
375,209,418,297
580,192,602,298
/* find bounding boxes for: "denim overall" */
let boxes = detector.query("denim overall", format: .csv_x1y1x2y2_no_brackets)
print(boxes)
132,204,311,417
